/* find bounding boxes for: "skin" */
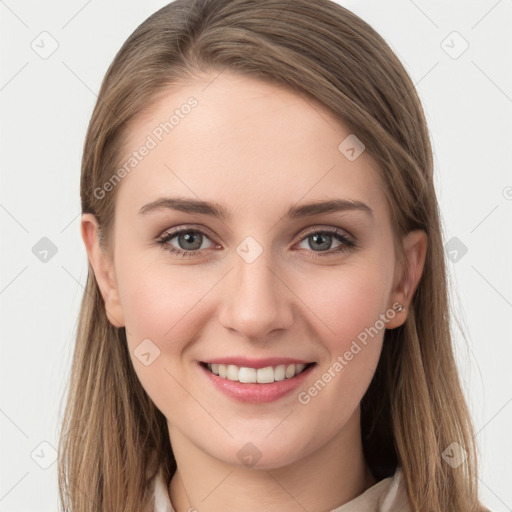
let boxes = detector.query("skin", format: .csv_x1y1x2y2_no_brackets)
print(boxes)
81,70,427,512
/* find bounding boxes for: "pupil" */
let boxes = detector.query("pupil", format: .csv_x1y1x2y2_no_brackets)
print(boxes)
180,232,202,250
311,233,331,251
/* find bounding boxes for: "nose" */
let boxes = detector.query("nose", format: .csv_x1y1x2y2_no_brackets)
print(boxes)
218,242,294,340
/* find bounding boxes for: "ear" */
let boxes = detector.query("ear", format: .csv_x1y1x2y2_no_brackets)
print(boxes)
80,213,125,328
385,229,427,329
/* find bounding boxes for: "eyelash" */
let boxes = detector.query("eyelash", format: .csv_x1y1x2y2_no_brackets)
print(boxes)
155,226,357,259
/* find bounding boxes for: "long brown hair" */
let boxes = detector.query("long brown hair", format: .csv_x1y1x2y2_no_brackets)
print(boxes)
58,0,485,510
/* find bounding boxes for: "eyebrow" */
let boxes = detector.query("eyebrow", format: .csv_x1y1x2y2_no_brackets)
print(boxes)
138,197,373,219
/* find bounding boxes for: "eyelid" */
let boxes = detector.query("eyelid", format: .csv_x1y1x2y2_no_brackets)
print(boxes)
156,223,357,257
157,224,217,241
157,224,354,241
298,225,354,242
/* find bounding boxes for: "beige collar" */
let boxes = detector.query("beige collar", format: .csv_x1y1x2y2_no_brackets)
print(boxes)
152,466,410,512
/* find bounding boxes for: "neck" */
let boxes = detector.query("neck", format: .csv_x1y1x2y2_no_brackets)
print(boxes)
167,409,377,512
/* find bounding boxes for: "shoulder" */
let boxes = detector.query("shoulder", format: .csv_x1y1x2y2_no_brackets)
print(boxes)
378,467,411,511
151,466,175,512
329,467,411,512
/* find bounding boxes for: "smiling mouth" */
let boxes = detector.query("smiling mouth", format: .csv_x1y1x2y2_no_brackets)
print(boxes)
200,362,316,384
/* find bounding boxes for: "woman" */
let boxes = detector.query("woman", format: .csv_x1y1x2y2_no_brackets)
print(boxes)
58,0,489,510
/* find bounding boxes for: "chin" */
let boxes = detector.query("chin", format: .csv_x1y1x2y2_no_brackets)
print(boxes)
207,432,316,471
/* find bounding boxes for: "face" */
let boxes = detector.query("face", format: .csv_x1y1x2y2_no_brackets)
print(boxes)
83,70,424,470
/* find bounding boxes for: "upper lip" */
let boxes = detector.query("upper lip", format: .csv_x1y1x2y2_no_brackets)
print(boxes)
200,357,315,369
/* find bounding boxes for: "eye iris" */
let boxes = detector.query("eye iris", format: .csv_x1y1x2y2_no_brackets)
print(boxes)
310,233,331,251
179,231,202,250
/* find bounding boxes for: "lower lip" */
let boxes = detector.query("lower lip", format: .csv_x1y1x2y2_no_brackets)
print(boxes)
198,363,316,403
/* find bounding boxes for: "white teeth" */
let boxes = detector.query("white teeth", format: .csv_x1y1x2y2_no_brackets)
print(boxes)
274,365,286,381
257,367,274,384
227,365,239,381
239,367,257,383
205,362,309,383
285,364,295,378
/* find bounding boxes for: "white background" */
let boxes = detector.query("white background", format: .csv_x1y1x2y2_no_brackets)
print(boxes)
0,0,511,510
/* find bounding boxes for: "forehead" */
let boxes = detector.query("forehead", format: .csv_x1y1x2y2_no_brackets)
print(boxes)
115,70,388,221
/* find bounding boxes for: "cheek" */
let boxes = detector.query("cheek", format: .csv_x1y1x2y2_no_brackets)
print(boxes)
116,254,211,345
116,262,209,411
293,260,392,408
118,248,393,358
296,260,392,347
116,259,221,407
262,261,392,454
